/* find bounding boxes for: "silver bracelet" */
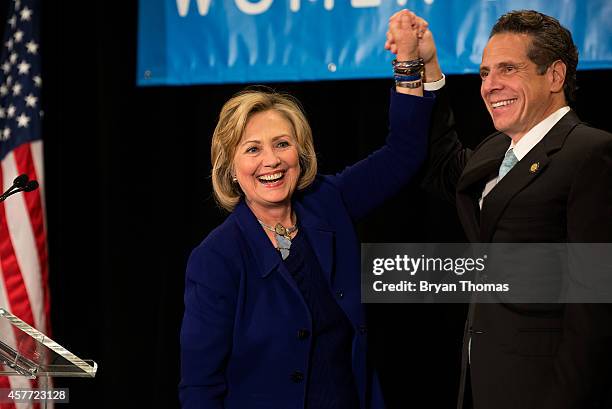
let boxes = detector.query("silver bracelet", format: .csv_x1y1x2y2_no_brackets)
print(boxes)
395,80,423,89
392,58,425,76
392,58,424,69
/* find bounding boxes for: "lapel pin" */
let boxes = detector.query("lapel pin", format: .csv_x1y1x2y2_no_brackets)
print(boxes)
529,162,540,173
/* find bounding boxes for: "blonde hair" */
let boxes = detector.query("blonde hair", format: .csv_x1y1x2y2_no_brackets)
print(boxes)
211,88,317,212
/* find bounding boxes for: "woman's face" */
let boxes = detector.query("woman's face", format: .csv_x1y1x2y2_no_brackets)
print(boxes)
233,109,300,214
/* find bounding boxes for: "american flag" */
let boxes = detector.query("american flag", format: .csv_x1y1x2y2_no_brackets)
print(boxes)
0,0,49,407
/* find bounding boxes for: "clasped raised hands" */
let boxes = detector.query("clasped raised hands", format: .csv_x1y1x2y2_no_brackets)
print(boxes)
385,9,437,66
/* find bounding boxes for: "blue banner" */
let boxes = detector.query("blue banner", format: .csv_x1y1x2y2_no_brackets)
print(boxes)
137,0,612,86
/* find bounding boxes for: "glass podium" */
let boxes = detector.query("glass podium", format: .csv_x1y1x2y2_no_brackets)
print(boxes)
0,307,96,407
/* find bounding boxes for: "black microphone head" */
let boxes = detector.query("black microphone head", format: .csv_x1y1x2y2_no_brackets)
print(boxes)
13,174,29,187
23,180,39,192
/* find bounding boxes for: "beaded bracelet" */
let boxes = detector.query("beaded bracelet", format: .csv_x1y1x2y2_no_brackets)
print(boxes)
394,73,422,82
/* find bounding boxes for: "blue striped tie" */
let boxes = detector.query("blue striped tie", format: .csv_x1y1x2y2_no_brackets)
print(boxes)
498,148,518,181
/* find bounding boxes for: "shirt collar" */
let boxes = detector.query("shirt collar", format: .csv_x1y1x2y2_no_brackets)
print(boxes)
508,106,571,160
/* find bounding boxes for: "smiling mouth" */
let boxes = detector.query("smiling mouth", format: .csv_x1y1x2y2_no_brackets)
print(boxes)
491,98,517,109
257,172,285,184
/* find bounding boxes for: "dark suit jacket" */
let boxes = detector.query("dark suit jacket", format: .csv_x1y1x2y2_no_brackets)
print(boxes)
423,89,612,409
179,91,435,409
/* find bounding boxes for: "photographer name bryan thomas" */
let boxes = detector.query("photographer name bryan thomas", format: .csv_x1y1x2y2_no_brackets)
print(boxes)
372,280,510,293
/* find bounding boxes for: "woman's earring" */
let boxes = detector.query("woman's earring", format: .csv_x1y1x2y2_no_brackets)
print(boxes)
231,175,238,182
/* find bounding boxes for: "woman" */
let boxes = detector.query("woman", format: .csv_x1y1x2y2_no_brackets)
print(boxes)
180,11,433,409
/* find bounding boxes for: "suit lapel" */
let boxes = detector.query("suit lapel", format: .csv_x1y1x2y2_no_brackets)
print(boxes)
233,201,283,277
474,111,581,242
479,144,550,241
456,133,509,242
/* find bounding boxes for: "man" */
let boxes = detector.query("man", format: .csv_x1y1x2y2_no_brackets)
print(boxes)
387,9,612,409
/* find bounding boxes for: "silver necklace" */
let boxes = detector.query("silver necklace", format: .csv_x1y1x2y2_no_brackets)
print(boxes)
258,219,298,260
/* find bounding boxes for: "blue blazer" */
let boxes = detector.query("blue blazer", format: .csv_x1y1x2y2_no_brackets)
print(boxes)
180,91,434,409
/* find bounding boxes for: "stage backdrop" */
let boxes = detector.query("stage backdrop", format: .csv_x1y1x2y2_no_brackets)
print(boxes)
137,0,612,85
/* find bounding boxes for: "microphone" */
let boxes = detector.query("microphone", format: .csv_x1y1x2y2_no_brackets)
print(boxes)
23,180,39,192
0,174,29,201
0,174,39,202
13,174,29,188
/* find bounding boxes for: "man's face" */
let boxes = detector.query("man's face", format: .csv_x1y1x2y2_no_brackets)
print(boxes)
480,33,558,140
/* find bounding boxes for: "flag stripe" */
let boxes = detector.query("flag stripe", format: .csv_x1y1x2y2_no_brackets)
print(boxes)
1,154,43,409
1,155,38,329
0,208,35,330
0,264,17,409
28,141,45,228
13,143,48,330
28,141,49,331
0,281,17,409
0,264,33,409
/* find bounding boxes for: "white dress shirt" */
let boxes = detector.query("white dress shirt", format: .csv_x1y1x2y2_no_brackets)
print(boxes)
478,106,571,209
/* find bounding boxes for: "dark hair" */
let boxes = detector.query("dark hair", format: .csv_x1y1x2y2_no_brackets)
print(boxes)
490,10,578,103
